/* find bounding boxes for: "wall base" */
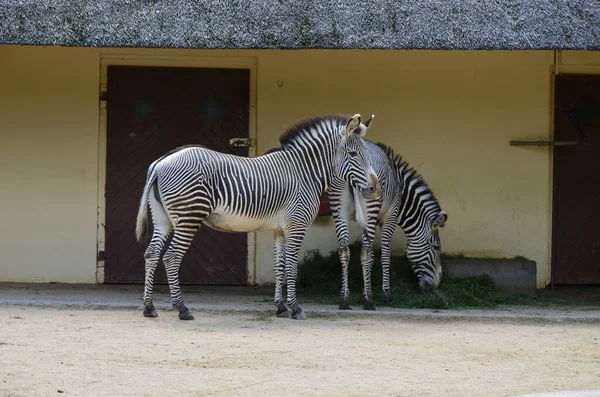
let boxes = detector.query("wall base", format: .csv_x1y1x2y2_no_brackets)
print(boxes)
445,259,537,294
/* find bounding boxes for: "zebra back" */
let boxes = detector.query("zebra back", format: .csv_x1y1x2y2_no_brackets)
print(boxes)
374,142,445,235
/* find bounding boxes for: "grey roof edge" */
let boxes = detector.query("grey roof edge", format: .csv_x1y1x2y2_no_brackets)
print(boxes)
1,0,599,50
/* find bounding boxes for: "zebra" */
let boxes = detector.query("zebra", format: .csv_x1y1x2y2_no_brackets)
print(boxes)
135,113,379,321
328,139,447,310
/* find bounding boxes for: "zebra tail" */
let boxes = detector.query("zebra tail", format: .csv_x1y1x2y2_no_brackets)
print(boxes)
135,169,158,245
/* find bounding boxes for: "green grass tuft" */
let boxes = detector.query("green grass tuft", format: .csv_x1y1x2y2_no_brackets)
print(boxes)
296,242,550,309
441,252,467,260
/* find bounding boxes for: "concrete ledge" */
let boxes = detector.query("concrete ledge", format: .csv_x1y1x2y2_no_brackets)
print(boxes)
1,283,599,324
445,258,537,294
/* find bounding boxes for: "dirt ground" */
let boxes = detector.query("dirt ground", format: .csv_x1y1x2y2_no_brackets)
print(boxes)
0,305,599,397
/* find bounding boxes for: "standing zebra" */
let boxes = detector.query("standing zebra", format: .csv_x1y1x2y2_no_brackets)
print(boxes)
135,113,379,320
328,140,447,310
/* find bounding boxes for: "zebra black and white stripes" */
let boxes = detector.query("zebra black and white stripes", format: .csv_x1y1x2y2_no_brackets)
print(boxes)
387,142,447,293
328,140,447,310
135,113,378,320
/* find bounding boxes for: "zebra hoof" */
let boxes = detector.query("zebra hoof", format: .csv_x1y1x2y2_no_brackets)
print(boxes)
363,300,376,311
339,299,352,310
143,305,158,318
178,308,195,320
292,308,307,320
383,292,396,306
276,304,291,318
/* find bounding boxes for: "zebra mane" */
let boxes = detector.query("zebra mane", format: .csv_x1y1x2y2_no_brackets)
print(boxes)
263,147,282,155
375,142,442,213
278,114,349,148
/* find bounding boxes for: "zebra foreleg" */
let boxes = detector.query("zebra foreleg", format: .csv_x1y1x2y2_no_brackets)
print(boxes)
338,239,352,310
361,229,377,311
379,215,398,305
332,200,352,309
273,232,290,318
329,186,353,310
284,229,307,320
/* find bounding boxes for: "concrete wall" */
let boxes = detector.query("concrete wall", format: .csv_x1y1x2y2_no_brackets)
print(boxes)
1,45,599,287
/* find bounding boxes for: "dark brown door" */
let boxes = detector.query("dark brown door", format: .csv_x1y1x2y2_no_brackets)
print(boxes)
105,65,250,285
552,74,600,285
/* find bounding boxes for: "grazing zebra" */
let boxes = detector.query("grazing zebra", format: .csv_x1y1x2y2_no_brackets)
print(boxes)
135,113,379,320
328,140,447,310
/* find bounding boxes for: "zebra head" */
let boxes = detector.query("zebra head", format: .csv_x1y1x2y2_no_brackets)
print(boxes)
337,114,379,198
406,210,448,292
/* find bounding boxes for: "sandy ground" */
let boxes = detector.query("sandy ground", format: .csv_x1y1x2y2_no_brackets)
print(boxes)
1,303,599,397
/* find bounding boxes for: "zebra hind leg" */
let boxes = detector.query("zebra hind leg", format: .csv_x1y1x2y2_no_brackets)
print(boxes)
273,232,290,318
143,234,168,317
162,221,203,320
142,190,173,318
284,229,307,320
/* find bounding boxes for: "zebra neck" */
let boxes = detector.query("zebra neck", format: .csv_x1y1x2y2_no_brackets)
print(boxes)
282,138,338,196
398,181,440,239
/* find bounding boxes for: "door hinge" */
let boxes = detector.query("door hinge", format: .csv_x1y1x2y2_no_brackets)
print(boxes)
98,250,105,261
229,138,253,148
99,84,108,109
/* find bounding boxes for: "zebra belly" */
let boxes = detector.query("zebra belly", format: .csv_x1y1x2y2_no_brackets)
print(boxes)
204,211,279,233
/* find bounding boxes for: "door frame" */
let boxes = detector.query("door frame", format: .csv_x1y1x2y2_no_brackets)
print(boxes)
96,50,258,284
550,54,600,286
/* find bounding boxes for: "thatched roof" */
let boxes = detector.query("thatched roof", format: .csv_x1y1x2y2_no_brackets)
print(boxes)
1,0,599,50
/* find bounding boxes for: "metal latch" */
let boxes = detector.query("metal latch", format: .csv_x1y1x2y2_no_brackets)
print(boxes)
229,138,253,148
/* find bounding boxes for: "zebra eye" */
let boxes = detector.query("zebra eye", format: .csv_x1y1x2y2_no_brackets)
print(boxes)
348,151,358,157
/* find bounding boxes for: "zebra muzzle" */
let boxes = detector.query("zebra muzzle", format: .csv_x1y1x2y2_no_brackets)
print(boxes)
361,174,380,199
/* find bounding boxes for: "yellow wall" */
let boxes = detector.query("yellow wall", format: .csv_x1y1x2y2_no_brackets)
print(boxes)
0,46,100,282
2,45,599,287
254,50,557,287
255,49,600,288
560,50,600,70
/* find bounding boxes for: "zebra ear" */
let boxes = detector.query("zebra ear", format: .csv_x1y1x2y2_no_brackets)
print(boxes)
363,114,375,128
344,113,362,137
433,211,447,228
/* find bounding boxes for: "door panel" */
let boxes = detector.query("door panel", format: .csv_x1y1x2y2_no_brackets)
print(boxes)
105,65,250,285
552,74,600,284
